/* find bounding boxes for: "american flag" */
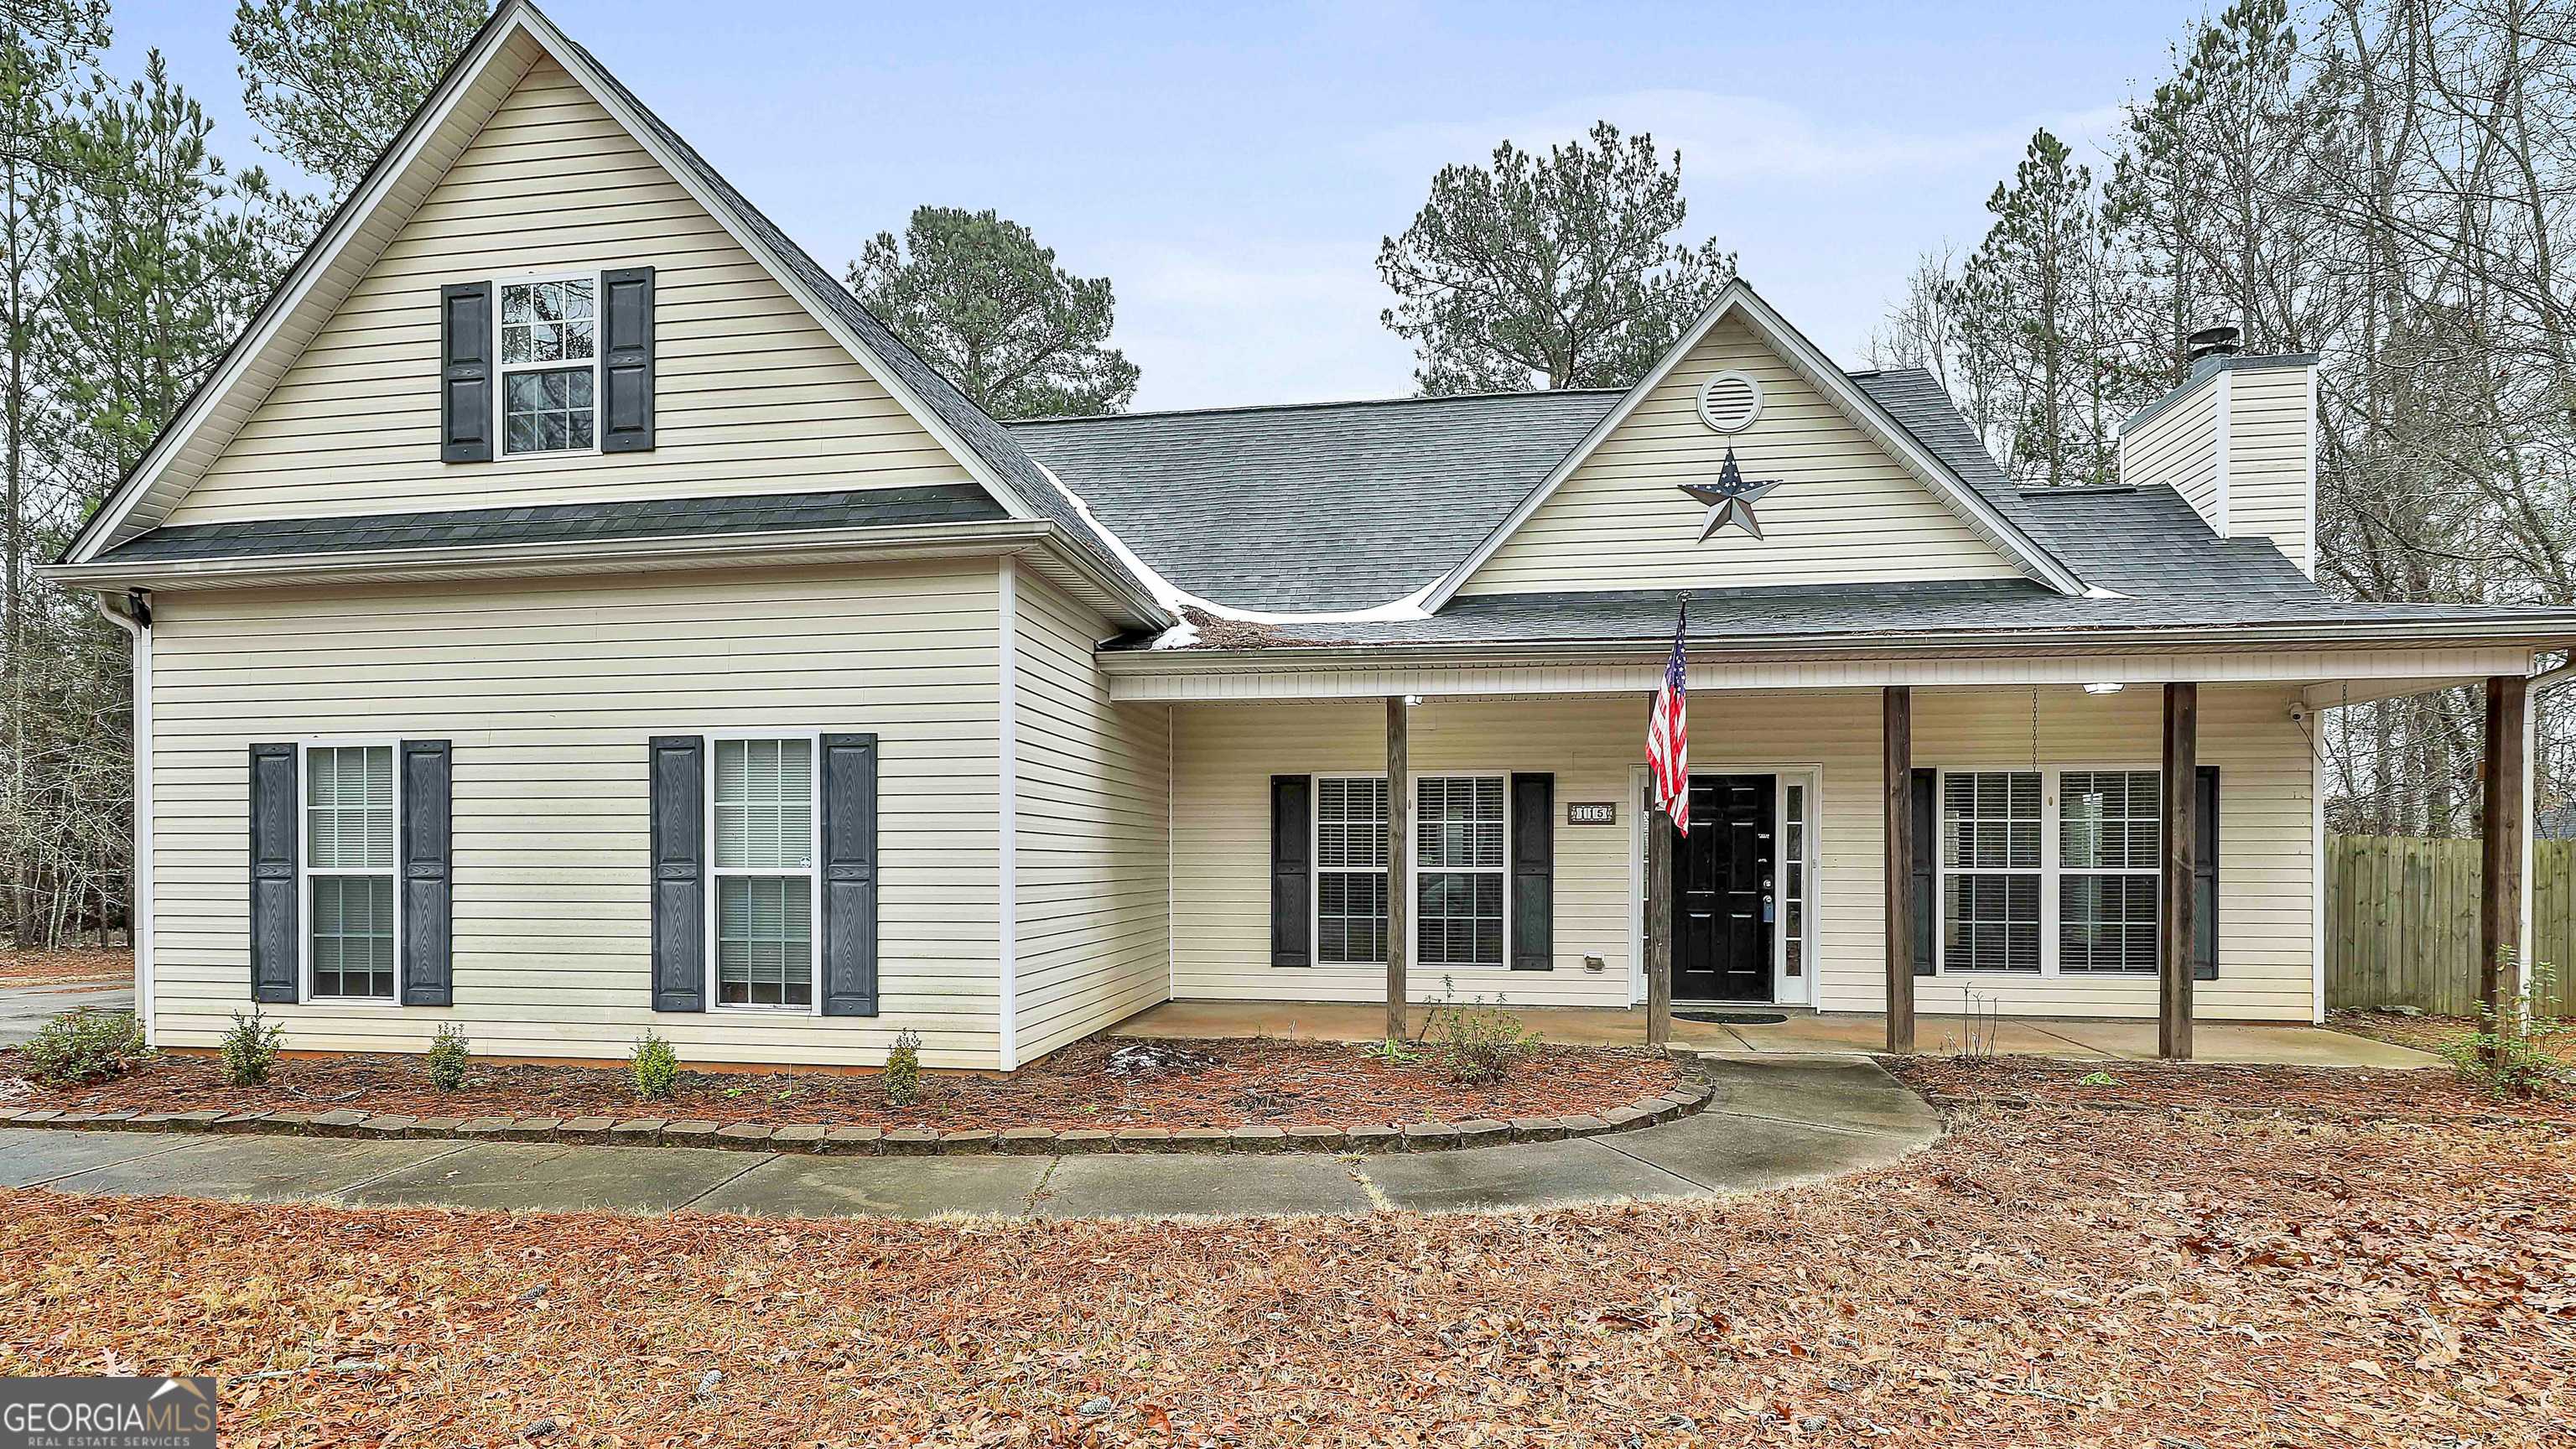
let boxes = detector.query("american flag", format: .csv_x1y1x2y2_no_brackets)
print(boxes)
1646,600,1689,831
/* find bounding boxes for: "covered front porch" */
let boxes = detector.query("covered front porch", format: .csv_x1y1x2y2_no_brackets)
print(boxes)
1113,641,2541,1061
1110,1000,2442,1068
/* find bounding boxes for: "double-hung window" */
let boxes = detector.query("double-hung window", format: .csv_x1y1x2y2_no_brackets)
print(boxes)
710,736,818,1009
305,744,397,1000
1415,775,1506,968
498,275,597,455
2059,771,2161,973
1940,771,2042,974
1313,776,1389,965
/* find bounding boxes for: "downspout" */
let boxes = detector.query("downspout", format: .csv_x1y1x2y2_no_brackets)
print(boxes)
94,589,152,1045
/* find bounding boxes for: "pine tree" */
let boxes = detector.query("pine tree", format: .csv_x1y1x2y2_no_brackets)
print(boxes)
231,0,488,196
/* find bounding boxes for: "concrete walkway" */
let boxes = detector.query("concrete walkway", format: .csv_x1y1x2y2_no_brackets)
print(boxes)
0,980,132,1047
0,1056,1939,1223
1113,1000,2441,1069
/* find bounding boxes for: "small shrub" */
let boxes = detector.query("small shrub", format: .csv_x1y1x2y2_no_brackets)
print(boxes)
18,1009,149,1086
631,1029,679,1100
2075,1070,2119,1088
219,1006,284,1087
425,1024,470,1091
1358,1036,1421,1065
1423,975,1538,1086
882,1028,922,1107
2443,957,2573,1100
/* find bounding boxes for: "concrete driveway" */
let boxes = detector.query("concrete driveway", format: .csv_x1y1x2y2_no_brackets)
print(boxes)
0,981,134,1048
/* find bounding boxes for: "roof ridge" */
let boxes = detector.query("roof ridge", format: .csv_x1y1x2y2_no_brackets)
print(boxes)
1008,387,1631,427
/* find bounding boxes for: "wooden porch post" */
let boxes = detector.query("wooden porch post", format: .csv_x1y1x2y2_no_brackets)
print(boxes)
1883,686,1914,1054
2480,673,2528,1060
2160,683,2199,1061
1386,694,1410,1041
1646,794,1674,1047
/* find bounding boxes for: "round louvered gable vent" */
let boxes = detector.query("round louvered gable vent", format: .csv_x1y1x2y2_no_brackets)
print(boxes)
1696,370,1763,434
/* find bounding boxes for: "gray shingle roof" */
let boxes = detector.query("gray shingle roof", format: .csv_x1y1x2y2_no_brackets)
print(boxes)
557,32,1159,613
95,485,1003,564
1009,391,1623,611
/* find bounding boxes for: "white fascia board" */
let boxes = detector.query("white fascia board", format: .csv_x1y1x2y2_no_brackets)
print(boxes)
62,8,538,563
1417,278,2085,610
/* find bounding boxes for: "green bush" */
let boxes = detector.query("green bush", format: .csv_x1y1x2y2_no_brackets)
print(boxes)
631,1028,679,1100
426,1023,471,1091
882,1028,922,1107
219,1006,284,1087
1423,975,1539,1086
18,1009,149,1086
2443,957,2573,1100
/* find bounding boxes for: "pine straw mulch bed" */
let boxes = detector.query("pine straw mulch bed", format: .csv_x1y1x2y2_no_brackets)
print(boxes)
0,945,130,987
1888,1052,2576,1125
5,1066,2571,1445
0,1036,1682,1133
2330,1007,2576,1069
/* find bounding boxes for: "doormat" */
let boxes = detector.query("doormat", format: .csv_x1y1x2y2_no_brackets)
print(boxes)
1675,1010,1789,1026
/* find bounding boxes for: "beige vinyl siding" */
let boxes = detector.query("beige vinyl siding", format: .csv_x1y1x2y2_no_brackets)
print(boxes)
1169,685,2315,1021
2121,382,2223,532
2224,363,2315,574
1460,317,2025,595
165,57,973,527
147,560,1005,1068
1009,567,1173,1065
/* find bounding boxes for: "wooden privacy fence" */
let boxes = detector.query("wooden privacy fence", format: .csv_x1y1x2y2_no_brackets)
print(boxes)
2326,834,2576,1016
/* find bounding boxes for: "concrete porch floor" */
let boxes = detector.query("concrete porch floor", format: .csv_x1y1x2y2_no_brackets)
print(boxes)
1111,1000,2442,1069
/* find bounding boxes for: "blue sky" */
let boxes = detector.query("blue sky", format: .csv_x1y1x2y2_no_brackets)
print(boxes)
112,1,2198,411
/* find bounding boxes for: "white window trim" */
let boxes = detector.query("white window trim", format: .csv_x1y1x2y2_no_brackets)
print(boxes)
1409,771,1511,972
1627,764,1824,1008
493,267,605,460
1773,771,1820,1007
298,736,402,1007
1310,772,1389,969
2054,765,2166,976
703,730,824,1015
1933,763,2163,979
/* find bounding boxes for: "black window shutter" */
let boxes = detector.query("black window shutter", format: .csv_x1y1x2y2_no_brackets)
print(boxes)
2192,766,2220,980
1509,772,1554,969
248,743,300,1003
398,740,454,1006
439,280,492,462
599,267,655,453
819,733,880,1016
1909,768,1937,976
1270,776,1312,967
647,735,706,1011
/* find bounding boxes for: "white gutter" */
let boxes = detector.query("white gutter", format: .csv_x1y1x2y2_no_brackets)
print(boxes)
93,590,152,1045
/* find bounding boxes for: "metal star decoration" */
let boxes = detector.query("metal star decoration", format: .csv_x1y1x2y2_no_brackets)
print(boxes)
1678,449,1783,542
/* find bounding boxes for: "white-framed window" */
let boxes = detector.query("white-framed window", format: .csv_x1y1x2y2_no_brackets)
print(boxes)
1781,779,1809,981
1940,771,2043,974
2059,770,2161,974
708,735,819,1010
1936,765,2165,977
496,273,599,456
1414,774,1506,968
1313,776,1389,966
303,742,398,1001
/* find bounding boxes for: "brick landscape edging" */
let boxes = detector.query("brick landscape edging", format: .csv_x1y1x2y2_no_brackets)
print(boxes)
0,1081,1715,1156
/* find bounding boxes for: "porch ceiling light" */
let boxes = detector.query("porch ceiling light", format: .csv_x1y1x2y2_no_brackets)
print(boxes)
2083,682,2125,694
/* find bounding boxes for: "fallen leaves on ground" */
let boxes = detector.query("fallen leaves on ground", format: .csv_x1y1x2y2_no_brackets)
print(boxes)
1890,1052,2576,1124
3,1064,2571,1445
0,1035,1679,1132
2332,1009,2576,1069
0,946,130,987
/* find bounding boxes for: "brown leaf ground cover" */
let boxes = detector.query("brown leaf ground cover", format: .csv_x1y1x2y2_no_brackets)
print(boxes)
1891,1053,2576,1124
0,1036,1681,1132
0,945,130,987
4,1062,2571,1446
2332,1008,2576,1069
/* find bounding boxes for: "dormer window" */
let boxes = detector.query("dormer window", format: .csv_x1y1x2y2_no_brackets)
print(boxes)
498,275,598,454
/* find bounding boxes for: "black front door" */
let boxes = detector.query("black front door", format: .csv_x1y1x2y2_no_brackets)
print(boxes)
1672,774,1775,1002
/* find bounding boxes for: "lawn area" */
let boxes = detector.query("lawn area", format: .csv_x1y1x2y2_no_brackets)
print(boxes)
0,945,130,987
3,1061,2569,1445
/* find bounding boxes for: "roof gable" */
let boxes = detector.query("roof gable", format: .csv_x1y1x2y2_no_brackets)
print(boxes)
60,2,1164,621
1422,281,2084,607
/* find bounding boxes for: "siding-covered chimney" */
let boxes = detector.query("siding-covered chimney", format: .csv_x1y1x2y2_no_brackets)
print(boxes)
2116,349,2318,577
